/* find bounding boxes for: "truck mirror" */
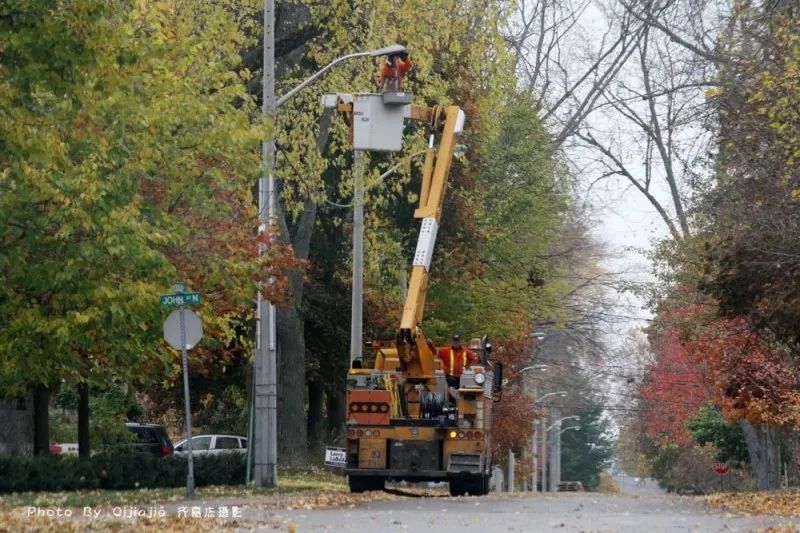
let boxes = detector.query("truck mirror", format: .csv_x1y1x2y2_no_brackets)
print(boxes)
480,335,490,364
493,362,503,392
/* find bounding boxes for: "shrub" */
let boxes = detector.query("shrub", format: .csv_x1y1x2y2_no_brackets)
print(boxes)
0,451,247,493
597,472,620,493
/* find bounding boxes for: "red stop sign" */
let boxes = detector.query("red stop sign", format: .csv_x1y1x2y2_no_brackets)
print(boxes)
713,463,730,475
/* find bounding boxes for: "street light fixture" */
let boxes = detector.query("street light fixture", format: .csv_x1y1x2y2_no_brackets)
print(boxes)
560,425,580,435
546,415,580,433
276,44,408,108
536,391,567,404
519,364,549,375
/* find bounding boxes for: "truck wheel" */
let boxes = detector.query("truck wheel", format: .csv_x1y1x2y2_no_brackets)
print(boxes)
480,474,491,495
449,479,467,496
450,476,484,496
349,475,385,493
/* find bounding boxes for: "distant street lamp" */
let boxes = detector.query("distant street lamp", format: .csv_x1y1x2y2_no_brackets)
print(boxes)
545,415,580,491
536,391,567,404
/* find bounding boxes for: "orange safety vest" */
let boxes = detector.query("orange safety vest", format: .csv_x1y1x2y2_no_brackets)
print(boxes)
449,348,469,376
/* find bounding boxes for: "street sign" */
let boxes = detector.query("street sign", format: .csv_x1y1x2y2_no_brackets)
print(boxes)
712,463,730,476
160,292,201,307
713,462,730,492
163,309,203,350
324,446,347,467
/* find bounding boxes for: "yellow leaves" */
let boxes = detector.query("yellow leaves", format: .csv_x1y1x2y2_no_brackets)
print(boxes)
706,490,800,518
72,312,91,325
705,87,724,98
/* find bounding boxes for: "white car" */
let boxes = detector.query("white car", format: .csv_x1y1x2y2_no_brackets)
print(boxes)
173,434,247,456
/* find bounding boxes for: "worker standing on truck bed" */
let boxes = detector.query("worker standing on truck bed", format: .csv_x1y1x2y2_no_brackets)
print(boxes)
437,334,477,388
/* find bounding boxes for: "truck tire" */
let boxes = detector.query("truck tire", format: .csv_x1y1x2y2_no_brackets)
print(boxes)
479,474,490,495
449,476,486,496
348,475,385,493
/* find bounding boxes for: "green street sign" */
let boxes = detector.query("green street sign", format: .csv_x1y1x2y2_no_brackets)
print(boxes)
160,292,201,307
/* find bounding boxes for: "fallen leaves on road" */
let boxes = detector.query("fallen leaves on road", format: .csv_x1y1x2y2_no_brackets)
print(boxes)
0,510,258,533
706,490,800,518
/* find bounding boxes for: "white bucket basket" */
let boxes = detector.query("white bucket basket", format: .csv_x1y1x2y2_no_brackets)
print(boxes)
352,93,408,152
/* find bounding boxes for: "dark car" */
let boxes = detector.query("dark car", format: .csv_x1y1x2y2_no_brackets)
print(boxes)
125,422,174,457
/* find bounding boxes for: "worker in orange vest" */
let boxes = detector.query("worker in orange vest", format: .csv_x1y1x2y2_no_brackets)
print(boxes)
437,334,477,388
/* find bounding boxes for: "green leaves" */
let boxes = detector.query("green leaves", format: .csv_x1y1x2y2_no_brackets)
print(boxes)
0,0,267,395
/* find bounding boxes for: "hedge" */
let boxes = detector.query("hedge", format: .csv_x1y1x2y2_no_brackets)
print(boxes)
0,451,247,493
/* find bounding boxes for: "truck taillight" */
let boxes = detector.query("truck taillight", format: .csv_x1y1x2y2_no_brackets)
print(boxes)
356,429,364,437
466,431,473,439
347,429,356,438
475,431,482,439
162,444,172,457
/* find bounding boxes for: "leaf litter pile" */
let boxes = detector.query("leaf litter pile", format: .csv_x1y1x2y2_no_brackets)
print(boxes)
706,490,800,518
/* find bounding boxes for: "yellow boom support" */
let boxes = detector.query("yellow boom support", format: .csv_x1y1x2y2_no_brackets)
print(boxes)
395,105,464,379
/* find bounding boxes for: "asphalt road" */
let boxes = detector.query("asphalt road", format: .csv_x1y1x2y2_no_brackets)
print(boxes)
252,477,789,532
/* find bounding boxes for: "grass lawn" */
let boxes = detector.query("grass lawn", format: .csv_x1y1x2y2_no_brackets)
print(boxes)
0,467,346,510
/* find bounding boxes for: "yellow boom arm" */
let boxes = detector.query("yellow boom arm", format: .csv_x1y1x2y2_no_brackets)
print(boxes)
395,105,465,378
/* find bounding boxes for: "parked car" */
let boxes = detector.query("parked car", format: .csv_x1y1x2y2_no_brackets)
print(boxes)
125,422,174,457
173,434,247,457
49,442,79,455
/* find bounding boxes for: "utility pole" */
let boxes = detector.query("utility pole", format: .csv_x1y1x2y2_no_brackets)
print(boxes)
254,0,278,488
541,412,547,492
349,150,366,365
532,386,538,492
548,407,559,492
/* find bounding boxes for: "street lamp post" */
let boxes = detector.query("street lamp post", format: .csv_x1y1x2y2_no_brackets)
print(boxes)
253,2,407,487
530,389,567,493
557,425,580,488
518,364,548,492
544,414,580,492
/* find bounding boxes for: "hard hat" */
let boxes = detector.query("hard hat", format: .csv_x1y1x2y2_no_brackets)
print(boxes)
452,334,461,342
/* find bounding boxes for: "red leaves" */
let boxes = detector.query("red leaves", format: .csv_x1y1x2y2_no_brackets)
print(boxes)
687,317,800,429
641,326,713,446
490,335,540,462
491,389,537,462
643,305,800,443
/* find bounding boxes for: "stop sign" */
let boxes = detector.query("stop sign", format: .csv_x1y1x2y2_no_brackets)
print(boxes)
713,462,730,475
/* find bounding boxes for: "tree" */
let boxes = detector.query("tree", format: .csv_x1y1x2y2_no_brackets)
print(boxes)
0,0,279,454
640,321,713,446
248,0,517,463
559,400,614,491
687,405,749,465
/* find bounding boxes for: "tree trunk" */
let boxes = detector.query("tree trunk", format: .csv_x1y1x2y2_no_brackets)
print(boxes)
741,421,781,490
307,380,324,455
276,291,308,466
326,389,345,442
33,385,49,455
0,393,34,456
275,199,316,466
77,382,90,459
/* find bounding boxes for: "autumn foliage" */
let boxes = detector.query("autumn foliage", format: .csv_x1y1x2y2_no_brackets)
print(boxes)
642,303,800,447
640,326,712,445
687,317,800,430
